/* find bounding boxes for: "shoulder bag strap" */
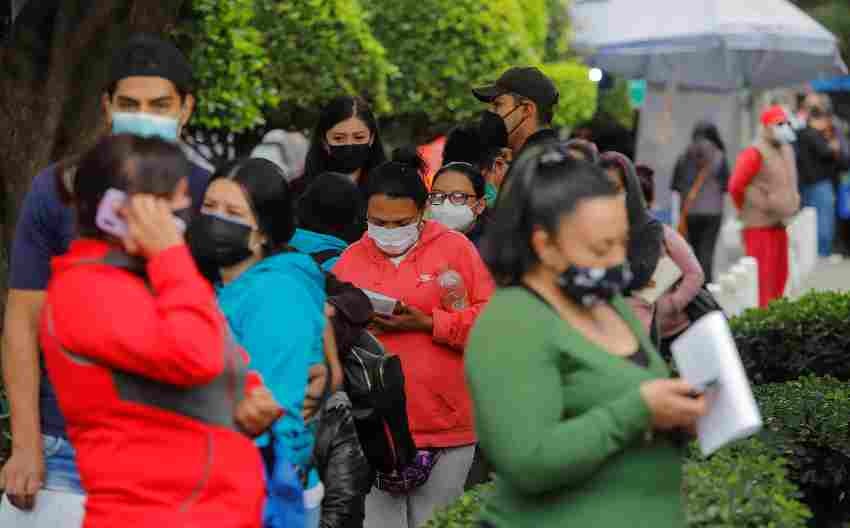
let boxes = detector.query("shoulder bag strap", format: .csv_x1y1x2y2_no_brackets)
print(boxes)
677,166,711,237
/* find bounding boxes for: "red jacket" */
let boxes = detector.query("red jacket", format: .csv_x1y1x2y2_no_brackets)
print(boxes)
333,221,494,448
41,240,265,528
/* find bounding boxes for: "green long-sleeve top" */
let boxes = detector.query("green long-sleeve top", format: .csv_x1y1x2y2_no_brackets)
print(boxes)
465,287,685,527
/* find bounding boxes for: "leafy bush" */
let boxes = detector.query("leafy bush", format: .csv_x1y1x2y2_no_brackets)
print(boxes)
754,376,850,525
683,439,811,527
731,291,850,385
423,482,493,528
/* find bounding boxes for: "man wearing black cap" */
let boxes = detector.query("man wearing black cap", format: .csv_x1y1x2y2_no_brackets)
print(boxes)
473,66,560,155
0,34,209,525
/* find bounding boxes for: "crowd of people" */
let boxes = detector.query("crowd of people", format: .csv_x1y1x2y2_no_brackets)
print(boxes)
0,30,830,528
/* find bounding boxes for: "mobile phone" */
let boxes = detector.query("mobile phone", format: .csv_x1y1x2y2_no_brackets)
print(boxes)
362,289,398,316
95,188,128,238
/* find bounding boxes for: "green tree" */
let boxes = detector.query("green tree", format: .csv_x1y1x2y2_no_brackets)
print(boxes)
540,61,597,127
365,0,538,125
256,0,396,129
0,2,186,291
177,0,279,132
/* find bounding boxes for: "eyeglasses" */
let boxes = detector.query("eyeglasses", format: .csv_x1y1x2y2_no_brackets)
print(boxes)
428,191,477,206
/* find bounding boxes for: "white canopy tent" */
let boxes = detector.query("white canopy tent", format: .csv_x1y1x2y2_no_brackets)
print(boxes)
570,0,847,278
570,0,846,91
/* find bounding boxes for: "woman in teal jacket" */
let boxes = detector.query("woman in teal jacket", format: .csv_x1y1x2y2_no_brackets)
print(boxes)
188,158,327,527
466,145,707,528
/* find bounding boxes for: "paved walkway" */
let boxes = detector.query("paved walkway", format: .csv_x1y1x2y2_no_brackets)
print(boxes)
794,257,850,296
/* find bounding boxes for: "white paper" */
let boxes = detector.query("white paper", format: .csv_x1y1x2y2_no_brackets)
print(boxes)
671,311,762,456
362,289,398,316
633,256,683,304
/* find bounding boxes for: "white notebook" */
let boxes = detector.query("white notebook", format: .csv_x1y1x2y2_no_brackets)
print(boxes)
671,311,762,456
633,256,683,304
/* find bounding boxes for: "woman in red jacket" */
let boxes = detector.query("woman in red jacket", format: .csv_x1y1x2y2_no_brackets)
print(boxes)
40,135,282,528
333,149,494,528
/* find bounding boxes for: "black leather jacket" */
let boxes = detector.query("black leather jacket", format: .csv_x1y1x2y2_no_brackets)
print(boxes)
314,392,373,528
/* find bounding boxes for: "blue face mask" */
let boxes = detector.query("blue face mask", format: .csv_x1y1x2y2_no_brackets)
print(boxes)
483,182,499,208
111,112,180,142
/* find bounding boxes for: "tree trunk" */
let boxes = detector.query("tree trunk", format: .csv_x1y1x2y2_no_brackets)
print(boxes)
0,1,185,321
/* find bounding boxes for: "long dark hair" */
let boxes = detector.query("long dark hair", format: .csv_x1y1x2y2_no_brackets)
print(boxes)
599,151,663,292
208,158,295,256
68,134,188,239
302,96,387,192
481,144,620,287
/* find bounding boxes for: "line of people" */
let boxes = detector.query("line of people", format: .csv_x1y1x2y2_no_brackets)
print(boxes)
0,32,721,528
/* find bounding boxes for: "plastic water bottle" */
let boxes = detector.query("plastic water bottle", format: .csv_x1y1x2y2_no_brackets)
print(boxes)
438,270,467,311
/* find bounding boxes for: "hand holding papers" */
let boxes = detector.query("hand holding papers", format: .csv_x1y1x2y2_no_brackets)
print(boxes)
672,311,762,456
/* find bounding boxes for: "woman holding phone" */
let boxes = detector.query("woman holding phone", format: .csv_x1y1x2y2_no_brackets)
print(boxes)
40,135,281,528
333,148,494,528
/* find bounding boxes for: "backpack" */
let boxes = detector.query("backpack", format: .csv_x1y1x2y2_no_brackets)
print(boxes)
309,250,417,473
343,331,416,473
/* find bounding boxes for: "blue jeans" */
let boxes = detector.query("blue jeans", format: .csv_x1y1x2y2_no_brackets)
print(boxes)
0,435,84,527
42,435,84,494
801,180,836,257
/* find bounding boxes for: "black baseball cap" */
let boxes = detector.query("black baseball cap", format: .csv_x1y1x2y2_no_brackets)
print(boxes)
473,66,559,108
108,34,194,93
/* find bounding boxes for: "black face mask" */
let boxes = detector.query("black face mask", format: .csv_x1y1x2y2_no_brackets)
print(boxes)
478,110,509,151
187,213,254,268
328,143,371,174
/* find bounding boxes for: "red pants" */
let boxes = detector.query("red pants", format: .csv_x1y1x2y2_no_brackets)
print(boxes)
742,226,789,308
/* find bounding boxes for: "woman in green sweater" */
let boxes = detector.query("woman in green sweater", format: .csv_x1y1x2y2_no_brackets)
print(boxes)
465,144,707,527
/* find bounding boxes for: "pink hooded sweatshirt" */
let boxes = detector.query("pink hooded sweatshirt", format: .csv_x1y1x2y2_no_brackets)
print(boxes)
333,221,494,448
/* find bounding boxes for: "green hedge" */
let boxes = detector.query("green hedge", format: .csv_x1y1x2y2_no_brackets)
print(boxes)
424,439,811,528
732,291,850,385
755,376,850,525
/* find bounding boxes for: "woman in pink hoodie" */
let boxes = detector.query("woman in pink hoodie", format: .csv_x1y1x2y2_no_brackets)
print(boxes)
333,149,494,528
634,163,705,358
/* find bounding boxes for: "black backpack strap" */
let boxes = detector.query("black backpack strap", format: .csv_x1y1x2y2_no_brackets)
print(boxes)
310,249,343,266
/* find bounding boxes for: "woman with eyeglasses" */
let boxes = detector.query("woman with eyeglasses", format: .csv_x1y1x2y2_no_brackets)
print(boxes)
333,148,494,528
426,162,488,246
466,145,706,528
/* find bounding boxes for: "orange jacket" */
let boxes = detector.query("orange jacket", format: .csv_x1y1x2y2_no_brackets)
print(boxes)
333,221,494,448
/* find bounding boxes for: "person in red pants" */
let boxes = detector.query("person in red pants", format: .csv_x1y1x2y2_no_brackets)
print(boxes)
729,105,801,307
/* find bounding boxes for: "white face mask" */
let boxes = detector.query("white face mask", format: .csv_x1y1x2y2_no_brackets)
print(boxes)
771,123,797,144
427,202,476,232
367,222,420,256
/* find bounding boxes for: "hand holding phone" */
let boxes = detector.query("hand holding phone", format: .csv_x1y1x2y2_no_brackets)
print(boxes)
95,189,129,238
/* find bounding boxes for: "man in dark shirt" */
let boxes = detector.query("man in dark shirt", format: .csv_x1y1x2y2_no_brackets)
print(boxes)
472,66,560,156
0,34,209,523
795,107,850,257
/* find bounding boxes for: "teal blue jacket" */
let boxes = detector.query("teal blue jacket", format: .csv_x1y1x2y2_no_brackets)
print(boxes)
289,228,348,272
216,251,326,469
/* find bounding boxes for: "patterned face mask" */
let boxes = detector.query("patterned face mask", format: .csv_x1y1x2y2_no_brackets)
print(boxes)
557,262,633,307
